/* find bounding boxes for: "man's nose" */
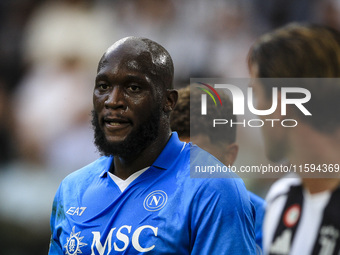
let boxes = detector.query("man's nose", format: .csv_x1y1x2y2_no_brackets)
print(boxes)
104,86,126,109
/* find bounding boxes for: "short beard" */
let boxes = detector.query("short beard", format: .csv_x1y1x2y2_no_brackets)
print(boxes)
91,109,161,158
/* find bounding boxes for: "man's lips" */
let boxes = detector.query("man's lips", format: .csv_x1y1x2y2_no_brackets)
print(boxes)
103,116,131,131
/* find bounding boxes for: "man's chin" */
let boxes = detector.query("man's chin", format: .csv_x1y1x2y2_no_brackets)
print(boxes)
104,135,129,146
92,108,161,158
96,132,147,158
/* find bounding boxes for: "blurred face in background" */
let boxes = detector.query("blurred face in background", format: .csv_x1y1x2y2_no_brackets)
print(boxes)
249,64,289,163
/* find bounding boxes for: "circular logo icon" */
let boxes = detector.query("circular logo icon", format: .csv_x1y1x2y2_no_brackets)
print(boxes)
143,190,168,211
64,226,87,255
66,236,79,255
284,204,301,228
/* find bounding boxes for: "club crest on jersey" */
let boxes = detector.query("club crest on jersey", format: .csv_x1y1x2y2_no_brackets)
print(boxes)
283,204,301,228
64,226,87,255
143,190,168,211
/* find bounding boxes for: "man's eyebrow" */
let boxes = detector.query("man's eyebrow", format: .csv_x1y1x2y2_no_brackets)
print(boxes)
95,73,108,81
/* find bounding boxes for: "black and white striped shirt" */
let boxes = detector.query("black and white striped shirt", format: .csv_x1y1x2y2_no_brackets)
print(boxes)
264,175,340,255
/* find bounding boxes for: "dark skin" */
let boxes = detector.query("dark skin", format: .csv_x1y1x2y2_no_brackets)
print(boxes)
93,37,178,180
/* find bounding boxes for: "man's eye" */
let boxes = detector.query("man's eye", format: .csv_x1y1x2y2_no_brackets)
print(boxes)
98,83,109,90
128,85,141,92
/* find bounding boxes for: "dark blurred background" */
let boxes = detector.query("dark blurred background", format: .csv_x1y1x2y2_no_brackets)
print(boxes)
0,0,339,254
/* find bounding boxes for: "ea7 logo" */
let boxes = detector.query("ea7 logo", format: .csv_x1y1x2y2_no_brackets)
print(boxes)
66,207,86,216
143,190,168,211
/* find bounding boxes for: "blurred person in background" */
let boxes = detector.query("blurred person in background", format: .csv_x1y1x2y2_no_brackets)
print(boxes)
170,85,265,254
49,36,256,254
0,0,42,167
248,23,340,255
0,1,113,254
14,0,114,173
17,0,119,173
0,83,16,165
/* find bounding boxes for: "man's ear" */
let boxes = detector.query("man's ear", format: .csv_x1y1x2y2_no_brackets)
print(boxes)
223,143,239,166
164,89,178,113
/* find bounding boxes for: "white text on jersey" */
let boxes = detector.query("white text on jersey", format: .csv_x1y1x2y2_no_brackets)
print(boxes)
66,207,87,216
91,225,158,254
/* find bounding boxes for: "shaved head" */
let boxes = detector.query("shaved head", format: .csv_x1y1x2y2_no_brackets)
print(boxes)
98,36,174,90
93,36,178,158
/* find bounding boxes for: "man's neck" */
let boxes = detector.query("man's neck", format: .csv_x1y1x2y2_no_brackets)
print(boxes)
112,131,171,180
302,178,340,194
289,124,340,194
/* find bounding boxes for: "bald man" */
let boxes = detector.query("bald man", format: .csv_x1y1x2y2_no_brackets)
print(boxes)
49,37,256,255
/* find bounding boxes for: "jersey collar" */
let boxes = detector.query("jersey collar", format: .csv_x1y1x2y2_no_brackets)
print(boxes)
99,132,185,177
151,132,186,170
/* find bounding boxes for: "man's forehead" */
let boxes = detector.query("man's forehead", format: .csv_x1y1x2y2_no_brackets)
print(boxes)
99,43,154,72
100,55,145,71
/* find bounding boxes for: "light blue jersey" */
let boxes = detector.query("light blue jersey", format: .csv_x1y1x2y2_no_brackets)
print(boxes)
49,132,256,254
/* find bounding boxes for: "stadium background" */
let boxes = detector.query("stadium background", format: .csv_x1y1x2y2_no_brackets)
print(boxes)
0,0,339,253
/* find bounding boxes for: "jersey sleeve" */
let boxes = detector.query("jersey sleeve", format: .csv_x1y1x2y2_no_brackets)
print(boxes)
248,191,266,251
190,178,256,255
48,184,64,255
